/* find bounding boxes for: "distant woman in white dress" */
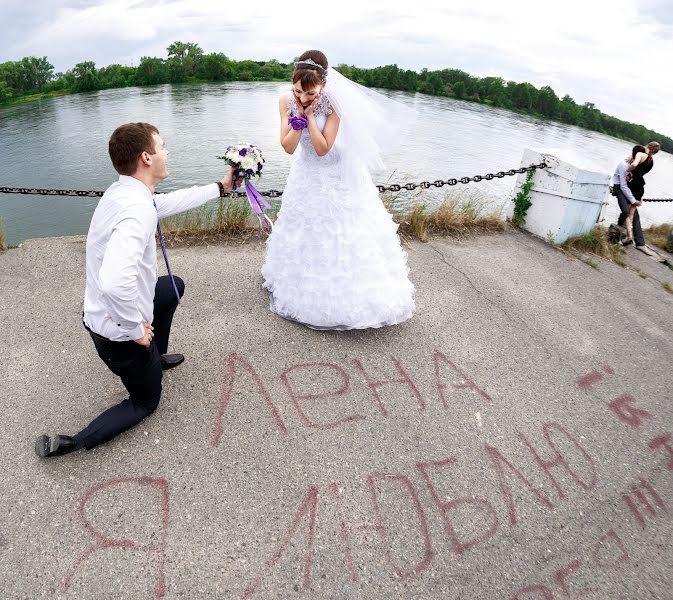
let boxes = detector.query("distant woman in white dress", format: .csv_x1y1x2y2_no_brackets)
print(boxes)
261,49,415,330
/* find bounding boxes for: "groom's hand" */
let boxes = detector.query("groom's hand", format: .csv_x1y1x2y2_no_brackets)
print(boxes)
221,167,243,193
134,322,154,347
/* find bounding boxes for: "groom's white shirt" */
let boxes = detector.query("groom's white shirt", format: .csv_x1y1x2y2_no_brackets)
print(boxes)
83,175,219,341
611,160,638,204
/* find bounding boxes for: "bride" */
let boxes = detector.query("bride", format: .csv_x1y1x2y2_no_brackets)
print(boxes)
261,49,415,330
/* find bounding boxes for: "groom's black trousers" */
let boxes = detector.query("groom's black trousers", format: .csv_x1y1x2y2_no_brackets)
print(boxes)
75,275,185,450
614,187,645,247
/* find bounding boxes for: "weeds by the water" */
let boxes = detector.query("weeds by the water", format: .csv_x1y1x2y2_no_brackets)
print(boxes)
160,190,506,245
561,227,625,267
512,169,535,226
644,223,673,253
0,218,6,251
161,199,264,245
394,191,506,242
561,225,624,260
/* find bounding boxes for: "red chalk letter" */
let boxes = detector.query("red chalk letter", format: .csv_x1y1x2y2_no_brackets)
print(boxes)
433,350,492,407
280,363,366,430
329,482,358,582
591,529,628,571
512,585,555,599
243,485,318,598
416,457,498,555
518,423,597,501
554,559,594,597
608,394,652,427
211,354,287,447
352,355,425,416
484,444,554,526
62,477,170,599
622,479,667,529
648,433,673,470
367,473,433,579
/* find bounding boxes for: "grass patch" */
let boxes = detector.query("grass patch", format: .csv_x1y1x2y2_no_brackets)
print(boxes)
160,191,506,245
394,191,506,242
644,223,673,253
161,198,264,245
0,218,6,251
663,282,673,295
3,90,71,107
561,227,625,265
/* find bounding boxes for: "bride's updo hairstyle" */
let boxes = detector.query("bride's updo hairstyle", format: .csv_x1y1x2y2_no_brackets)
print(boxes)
292,50,328,89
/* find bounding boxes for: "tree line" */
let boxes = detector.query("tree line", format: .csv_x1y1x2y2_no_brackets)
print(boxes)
1,42,670,153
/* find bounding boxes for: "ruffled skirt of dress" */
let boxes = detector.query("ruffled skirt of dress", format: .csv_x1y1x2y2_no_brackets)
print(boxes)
261,152,415,330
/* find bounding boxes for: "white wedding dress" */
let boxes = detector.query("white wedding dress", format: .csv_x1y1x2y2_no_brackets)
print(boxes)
261,92,415,330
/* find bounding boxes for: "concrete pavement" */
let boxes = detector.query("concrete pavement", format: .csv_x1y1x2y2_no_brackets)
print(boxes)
1,230,672,599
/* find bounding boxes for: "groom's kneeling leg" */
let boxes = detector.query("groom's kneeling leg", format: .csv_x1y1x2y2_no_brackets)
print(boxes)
153,275,185,355
75,342,163,450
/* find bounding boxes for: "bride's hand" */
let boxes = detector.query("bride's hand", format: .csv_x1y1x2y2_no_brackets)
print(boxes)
305,95,321,118
293,95,306,117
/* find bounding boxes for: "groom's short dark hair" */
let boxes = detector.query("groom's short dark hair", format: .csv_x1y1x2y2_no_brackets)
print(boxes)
109,122,159,175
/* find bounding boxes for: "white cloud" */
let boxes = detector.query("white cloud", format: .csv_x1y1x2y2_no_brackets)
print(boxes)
1,0,671,135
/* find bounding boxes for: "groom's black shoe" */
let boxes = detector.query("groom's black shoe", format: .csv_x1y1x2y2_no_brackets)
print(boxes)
161,353,184,371
35,434,77,458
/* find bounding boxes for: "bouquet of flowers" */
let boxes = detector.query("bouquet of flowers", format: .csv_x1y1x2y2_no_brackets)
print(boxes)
218,144,273,237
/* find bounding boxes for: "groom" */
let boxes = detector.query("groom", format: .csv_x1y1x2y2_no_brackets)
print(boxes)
36,122,239,457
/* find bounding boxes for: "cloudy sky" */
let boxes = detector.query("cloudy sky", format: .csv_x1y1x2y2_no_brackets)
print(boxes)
1,0,672,136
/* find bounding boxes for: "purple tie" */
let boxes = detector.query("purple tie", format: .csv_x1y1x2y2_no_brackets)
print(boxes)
153,197,181,305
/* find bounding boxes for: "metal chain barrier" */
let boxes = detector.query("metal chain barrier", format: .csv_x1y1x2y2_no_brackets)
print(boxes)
1,162,671,201
0,186,282,199
0,162,548,199
374,162,548,193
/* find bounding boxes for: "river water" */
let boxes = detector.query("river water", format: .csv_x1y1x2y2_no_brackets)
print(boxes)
0,82,671,246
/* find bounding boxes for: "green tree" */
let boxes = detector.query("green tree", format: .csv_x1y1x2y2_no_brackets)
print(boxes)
262,59,289,79
478,77,506,106
167,41,204,82
452,80,466,99
335,64,353,79
136,56,168,85
506,81,538,111
234,60,260,81
0,81,12,101
558,94,580,124
198,52,233,81
580,102,601,130
71,61,99,92
418,71,447,96
19,56,54,91
536,86,560,118
98,64,136,88
0,61,21,95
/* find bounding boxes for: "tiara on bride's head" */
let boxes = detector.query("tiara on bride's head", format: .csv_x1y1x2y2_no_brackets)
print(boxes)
294,58,325,71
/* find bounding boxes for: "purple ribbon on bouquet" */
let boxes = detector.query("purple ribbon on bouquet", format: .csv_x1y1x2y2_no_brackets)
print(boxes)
288,115,309,130
236,176,273,238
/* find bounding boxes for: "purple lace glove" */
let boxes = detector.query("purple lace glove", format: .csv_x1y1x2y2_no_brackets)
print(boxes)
288,115,309,130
